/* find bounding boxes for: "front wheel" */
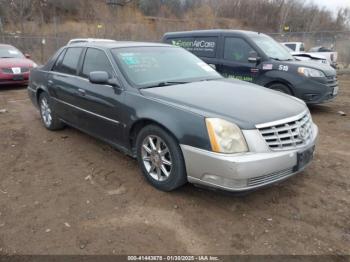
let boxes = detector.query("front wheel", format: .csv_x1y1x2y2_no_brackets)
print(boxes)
268,83,292,95
136,125,187,191
38,92,65,130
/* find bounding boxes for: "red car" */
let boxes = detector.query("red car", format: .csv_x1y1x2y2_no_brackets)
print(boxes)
0,44,37,86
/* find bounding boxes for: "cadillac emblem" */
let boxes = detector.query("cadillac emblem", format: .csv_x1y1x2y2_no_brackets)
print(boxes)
298,126,308,141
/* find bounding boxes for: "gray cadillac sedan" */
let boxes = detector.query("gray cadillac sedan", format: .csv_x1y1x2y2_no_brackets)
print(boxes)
28,41,318,192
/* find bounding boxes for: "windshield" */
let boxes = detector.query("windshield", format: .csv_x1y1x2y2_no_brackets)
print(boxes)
252,35,294,61
111,47,221,88
0,46,24,59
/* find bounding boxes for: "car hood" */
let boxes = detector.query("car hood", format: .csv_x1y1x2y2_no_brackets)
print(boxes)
0,58,34,68
292,52,326,60
141,79,307,129
286,59,335,76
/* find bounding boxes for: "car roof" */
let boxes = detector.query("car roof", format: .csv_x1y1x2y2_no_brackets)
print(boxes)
163,29,266,38
67,41,172,49
68,38,117,44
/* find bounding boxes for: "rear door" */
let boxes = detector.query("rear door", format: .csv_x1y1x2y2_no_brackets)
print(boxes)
217,37,260,82
73,47,125,145
49,47,84,124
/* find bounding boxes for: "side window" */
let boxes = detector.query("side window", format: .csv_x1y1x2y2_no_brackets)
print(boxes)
54,47,83,75
224,37,254,63
52,49,67,71
81,48,114,78
300,44,305,52
285,44,296,51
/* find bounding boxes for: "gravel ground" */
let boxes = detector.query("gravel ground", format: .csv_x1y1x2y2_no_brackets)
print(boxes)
0,76,349,255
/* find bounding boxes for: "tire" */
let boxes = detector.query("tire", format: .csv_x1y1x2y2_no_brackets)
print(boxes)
38,92,65,130
268,83,292,95
136,125,187,191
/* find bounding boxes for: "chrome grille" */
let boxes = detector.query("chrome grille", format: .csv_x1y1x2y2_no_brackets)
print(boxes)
257,112,313,151
247,168,294,187
1,68,13,74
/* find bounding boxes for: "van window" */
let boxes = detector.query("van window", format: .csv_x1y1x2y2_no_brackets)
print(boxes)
54,47,83,75
169,37,217,58
224,38,254,63
81,48,114,78
285,43,297,51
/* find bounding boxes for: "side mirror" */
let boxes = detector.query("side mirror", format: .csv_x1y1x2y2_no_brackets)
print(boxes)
89,71,119,88
25,53,31,59
248,51,260,63
89,71,109,85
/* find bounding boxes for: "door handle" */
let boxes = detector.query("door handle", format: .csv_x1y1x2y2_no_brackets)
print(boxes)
48,80,54,87
77,88,86,96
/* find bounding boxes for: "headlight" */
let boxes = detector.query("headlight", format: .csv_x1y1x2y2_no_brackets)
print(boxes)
298,67,325,78
205,118,248,154
32,62,38,68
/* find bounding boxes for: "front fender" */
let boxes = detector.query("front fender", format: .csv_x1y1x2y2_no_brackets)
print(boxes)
124,92,211,151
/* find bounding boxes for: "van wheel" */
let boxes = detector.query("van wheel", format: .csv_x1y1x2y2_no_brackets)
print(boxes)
136,125,187,191
39,92,65,130
268,83,292,95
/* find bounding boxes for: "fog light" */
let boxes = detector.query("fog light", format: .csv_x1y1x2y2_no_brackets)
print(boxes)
304,94,319,101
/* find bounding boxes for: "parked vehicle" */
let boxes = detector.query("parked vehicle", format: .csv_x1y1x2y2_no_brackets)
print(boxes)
281,42,306,53
28,42,318,192
282,45,330,66
0,44,37,86
281,42,337,68
67,38,116,45
163,30,338,104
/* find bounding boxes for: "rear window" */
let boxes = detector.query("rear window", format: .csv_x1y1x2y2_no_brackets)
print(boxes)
167,36,217,58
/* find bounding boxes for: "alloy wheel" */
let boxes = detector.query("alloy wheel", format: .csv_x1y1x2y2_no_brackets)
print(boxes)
40,97,52,127
141,135,172,182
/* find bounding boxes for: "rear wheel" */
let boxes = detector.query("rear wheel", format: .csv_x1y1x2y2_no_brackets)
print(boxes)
268,83,292,95
136,125,187,191
39,92,65,130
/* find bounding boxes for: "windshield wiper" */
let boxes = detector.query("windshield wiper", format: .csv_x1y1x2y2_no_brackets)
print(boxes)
141,81,190,89
0,57,15,59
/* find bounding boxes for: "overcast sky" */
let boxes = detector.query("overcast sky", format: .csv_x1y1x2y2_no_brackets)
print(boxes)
309,0,350,14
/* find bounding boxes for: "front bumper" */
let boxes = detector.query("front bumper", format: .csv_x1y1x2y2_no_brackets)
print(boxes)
181,124,318,192
0,74,29,86
295,76,338,104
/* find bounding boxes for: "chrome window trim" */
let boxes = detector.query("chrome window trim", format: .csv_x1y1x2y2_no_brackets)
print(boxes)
49,71,89,82
50,46,124,90
255,110,309,129
51,97,121,125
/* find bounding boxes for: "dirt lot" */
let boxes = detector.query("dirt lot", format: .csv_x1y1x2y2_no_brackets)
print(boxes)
0,77,349,255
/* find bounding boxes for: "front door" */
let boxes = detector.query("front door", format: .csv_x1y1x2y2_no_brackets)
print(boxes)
217,37,260,83
73,48,125,146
